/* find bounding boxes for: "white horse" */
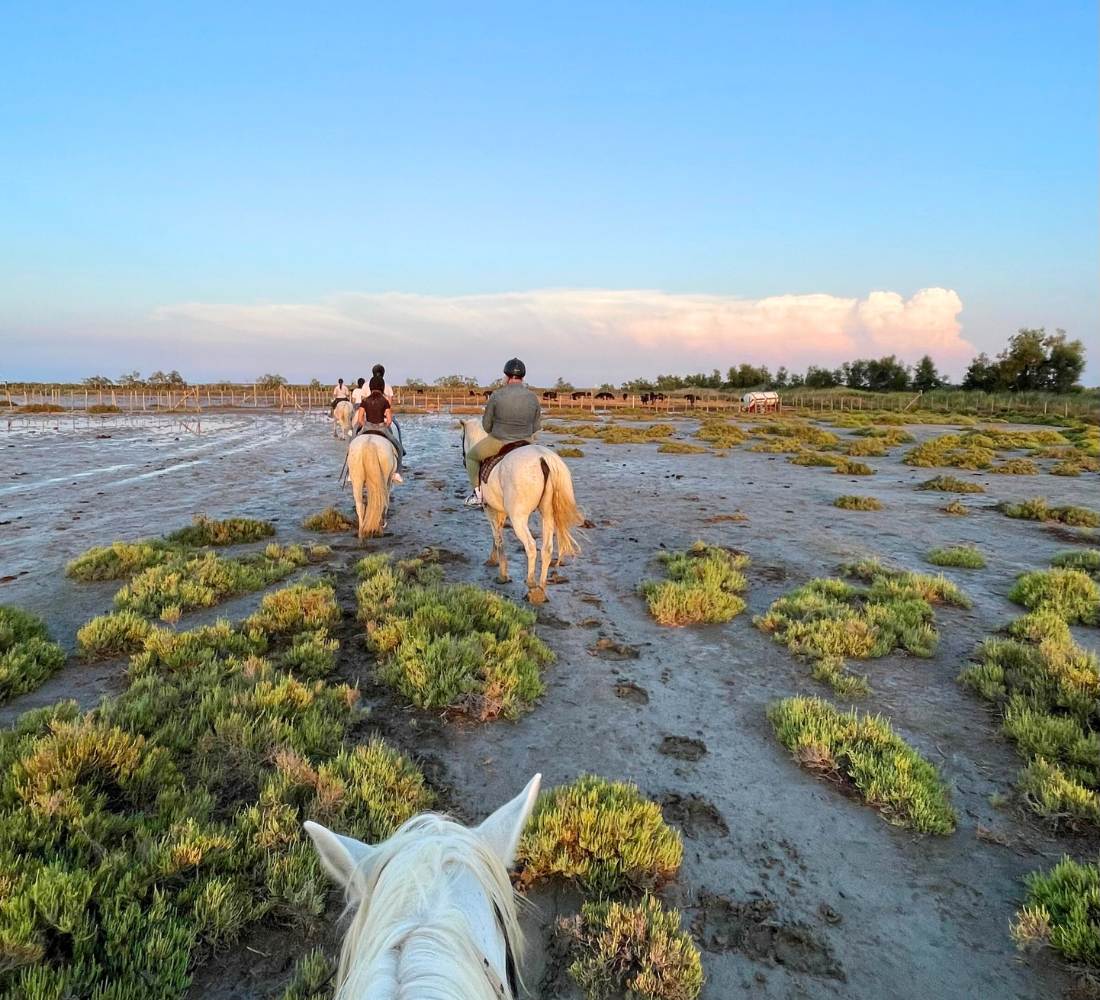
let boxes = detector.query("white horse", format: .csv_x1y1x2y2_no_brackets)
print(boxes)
333,400,354,439
347,433,397,539
460,419,582,603
305,774,541,1000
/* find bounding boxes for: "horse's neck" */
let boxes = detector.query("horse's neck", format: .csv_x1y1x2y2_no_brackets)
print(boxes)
466,421,488,448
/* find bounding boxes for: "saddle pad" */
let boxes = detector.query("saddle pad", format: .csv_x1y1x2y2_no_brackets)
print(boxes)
358,427,398,453
479,440,530,485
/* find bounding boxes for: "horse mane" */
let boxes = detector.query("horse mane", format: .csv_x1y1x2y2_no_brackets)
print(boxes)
334,813,525,1000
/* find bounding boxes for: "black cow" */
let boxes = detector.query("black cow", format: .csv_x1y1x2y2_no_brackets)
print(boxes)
595,391,615,400
542,390,558,400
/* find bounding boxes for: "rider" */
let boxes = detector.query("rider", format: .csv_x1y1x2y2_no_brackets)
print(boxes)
372,363,401,453
351,377,366,407
330,377,350,413
464,358,541,507
354,375,404,484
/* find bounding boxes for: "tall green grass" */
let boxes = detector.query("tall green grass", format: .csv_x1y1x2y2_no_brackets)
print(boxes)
639,542,748,626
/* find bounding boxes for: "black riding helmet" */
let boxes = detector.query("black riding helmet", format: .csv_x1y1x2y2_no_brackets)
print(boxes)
503,358,526,378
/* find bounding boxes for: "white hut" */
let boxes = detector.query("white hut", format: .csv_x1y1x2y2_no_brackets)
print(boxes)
741,390,780,413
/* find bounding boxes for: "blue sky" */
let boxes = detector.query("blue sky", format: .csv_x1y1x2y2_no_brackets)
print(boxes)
2,2,1096,383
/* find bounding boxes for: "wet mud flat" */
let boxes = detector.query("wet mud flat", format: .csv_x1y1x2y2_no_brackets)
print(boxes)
2,410,1095,998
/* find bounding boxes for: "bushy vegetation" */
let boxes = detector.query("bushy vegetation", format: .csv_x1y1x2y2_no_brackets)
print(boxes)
1008,569,1100,625
916,475,986,494
851,427,915,444
113,544,327,619
833,495,883,511
0,606,66,702
941,500,969,515
999,498,1100,528
0,581,432,997
66,538,185,581
357,555,552,720
657,442,708,454
516,775,683,895
926,546,986,569
76,610,154,658
959,612,1099,826
846,437,889,457
904,432,997,470
165,514,275,546
756,560,970,696
1051,549,1100,577
694,420,745,449
767,696,957,834
989,458,1039,475
557,446,586,458
302,506,357,532
639,543,749,626
279,948,335,1000
1012,857,1100,967
564,895,703,1000
600,423,676,444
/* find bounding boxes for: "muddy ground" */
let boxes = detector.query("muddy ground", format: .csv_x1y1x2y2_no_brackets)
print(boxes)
2,409,1097,999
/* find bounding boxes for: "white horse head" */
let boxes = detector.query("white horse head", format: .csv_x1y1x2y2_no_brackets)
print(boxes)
305,774,541,1000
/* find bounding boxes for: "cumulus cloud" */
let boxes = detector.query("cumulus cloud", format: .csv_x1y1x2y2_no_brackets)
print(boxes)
142,286,970,382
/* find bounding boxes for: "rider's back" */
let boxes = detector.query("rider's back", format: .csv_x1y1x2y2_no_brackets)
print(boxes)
484,384,541,442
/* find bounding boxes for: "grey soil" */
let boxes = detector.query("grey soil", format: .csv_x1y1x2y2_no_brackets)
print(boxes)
2,410,1096,998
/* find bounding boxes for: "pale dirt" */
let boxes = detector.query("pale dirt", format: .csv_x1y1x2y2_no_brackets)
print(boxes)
2,410,1098,999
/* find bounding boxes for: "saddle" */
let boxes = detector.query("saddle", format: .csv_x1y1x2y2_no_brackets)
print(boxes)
479,440,530,485
358,427,399,453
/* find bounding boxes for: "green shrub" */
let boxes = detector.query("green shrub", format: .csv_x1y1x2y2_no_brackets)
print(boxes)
1013,857,1100,966
166,515,275,546
357,556,551,720
925,546,986,569
989,459,1039,475
767,696,956,833
302,507,356,532
1008,569,1100,625
1051,549,1100,577
1000,498,1100,528
846,437,889,457
941,500,968,515
599,423,676,444
639,543,748,626
279,948,335,1000
789,451,845,468
66,539,184,580
756,562,969,695
695,421,745,448
916,475,985,494
833,495,883,511
0,606,66,702
517,775,682,895
836,460,874,476
557,447,585,458
851,427,915,444
657,442,708,454
76,610,154,658
565,896,703,1000
904,433,996,470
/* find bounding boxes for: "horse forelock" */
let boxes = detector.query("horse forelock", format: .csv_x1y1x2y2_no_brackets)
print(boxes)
335,814,523,1000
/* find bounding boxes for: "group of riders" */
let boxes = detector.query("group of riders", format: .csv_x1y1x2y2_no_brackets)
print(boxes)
330,357,541,507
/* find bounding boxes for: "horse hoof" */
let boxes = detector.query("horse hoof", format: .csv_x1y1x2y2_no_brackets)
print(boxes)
526,587,548,604
498,574,511,584
485,555,499,567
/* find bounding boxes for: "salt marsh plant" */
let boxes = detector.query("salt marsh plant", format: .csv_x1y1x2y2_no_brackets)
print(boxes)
357,555,552,720
845,437,889,457
280,948,335,1000
302,506,357,532
989,458,1039,475
916,475,985,494
76,609,154,658
767,696,957,834
926,546,986,569
942,500,969,515
66,538,184,580
113,544,326,618
1008,569,1100,625
999,498,1100,528
851,427,915,445
516,774,683,894
1051,549,1100,577
959,617,1099,826
694,420,746,448
564,896,703,1000
0,606,66,702
1012,857,1100,967
0,581,432,998
639,542,748,626
600,423,676,444
657,441,708,454
166,514,275,546
755,561,970,696
557,446,586,458
833,495,883,511
904,433,996,470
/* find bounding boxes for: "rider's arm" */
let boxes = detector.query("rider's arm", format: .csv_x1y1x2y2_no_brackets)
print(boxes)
531,396,542,434
482,396,495,434
383,402,393,427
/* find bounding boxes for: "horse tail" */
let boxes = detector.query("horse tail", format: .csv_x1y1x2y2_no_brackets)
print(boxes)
360,439,390,538
541,451,583,559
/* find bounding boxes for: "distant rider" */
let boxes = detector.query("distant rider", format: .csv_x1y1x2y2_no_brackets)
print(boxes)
354,375,404,484
351,377,366,407
330,378,350,414
464,357,541,507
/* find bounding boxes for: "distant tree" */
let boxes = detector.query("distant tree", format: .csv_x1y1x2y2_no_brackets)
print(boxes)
165,370,187,387
788,372,805,388
962,352,1002,392
117,370,144,387
1044,330,1086,393
843,360,869,390
257,373,288,389
598,382,616,393
803,365,842,388
997,329,1049,391
865,355,910,392
772,366,790,389
620,377,656,393
553,376,575,392
488,376,506,389
726,363,771,389
308,377,323,390
911,355,944,392
403,377,428,390
434,374,478,388
147,370,168,386
83,375,114,388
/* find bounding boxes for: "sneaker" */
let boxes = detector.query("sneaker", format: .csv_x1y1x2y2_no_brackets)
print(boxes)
392,472,404,484
464,492,483,507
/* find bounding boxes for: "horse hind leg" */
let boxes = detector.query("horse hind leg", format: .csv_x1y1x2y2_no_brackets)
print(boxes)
511,512,544,603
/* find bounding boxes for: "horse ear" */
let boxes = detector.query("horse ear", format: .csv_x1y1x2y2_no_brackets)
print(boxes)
304,821,375,890
476,774,542,866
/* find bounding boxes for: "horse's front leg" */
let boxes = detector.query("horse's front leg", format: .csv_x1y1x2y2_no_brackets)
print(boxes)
487,508,509,582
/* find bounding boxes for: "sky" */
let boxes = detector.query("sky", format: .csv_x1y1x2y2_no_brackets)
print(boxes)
1,1,1096,385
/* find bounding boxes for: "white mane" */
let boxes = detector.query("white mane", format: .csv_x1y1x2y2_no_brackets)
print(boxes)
334,813,525,1000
